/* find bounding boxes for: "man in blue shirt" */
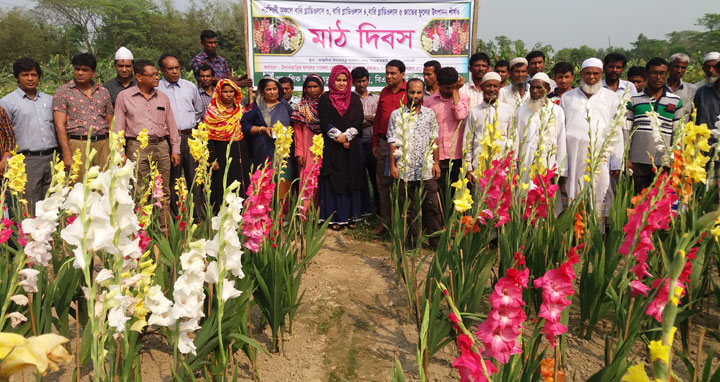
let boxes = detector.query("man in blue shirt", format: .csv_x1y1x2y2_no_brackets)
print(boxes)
0,58,57,213
158,53,205,219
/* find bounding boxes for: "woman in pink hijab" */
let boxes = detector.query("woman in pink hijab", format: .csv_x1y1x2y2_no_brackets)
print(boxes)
317,65,371,230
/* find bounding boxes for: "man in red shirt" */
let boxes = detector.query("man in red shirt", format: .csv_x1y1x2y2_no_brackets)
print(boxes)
372,59,406,235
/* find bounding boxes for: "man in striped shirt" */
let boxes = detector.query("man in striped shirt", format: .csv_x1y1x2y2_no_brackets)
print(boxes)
626,57,683,194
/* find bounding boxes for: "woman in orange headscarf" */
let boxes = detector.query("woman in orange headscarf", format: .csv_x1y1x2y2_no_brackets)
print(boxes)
205,79,250,212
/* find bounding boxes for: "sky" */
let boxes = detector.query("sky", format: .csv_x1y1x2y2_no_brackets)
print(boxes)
1,0,716,50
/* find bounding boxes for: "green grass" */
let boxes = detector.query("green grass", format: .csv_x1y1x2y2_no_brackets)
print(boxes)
317,306,345,335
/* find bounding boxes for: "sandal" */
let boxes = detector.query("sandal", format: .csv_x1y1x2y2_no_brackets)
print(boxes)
330,224,343,231
348,222,357,230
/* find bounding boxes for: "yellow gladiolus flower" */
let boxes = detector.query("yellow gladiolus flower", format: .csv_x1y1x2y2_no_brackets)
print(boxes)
68,149,82,184
310,133,324,160
4,153,27,195
137,128,149,150
0,333,72,378
273,121,293,172
453,188,473,213
648,340,670,364
621,363,651,382
583,175,591,183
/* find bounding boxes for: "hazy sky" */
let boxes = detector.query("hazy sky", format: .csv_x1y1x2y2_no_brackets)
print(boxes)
1,0,716,50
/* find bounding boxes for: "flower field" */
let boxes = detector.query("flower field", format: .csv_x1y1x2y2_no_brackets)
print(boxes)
1,93,720,382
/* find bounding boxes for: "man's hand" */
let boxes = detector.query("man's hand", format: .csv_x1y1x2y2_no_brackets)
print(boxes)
432,163,441,180
62,150,73,169
372,146,378,158
171,154,181,167
466,171,476,183
343,141,350,149
0,156,8,175
390,164,399,179
235,74,253,88
336,133,347,143
610,170,620,177
297,155,306,168
455,76,465,89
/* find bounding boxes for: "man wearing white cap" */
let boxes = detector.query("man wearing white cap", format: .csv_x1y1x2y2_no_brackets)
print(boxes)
103,47,136,107
559,58,623,212
695,52,720,88
464,71,514,177
498,57,530,108
515,72,567,184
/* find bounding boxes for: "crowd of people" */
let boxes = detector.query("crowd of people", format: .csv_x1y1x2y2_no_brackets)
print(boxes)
1,27,719,238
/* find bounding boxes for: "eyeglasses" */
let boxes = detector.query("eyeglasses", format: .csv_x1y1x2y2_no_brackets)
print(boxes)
139,72,159,77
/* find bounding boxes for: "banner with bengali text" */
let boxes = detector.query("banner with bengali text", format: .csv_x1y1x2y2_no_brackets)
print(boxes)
246,0,473,91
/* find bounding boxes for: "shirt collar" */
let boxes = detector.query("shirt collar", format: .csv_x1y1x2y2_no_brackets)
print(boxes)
642,87,667,101
129,85,157,98
14,87,40,100
161,78,181,88
68,80,98,90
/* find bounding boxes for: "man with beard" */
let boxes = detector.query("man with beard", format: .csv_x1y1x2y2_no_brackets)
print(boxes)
515,72,567,184
666,53,697,119
460,52,490,108
693,59,720,137
560,58,623,212
424,66,469,197
103,47,136,107
372,59,407,235
695,52,719,88
626,57,683,194
498,57,530,108
464,72,514,178
602,53,637,99
387,78,442,249
423,60,441,95
548,62,575,104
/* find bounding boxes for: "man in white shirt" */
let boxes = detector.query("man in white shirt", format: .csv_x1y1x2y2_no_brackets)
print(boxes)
515,72,567,181
464,72,514,177
666,52,697,119
602,53,638,99
498,57,530,108
694,52,719,88
459,52,491,109
560,58,623,213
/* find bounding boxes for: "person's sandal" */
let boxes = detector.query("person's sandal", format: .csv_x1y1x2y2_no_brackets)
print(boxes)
331,224,343,231
348,222,356,230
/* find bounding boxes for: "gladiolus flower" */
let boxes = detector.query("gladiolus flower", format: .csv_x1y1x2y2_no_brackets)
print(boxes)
0,333,73,377
621,363,651,382
540,358,565,382
6,312,27,328
648,340,669,364
533,246,579,346
475,153,514,227
522,167,559,222
242,167,275,253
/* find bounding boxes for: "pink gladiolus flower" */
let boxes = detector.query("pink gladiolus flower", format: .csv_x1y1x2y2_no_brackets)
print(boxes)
0,218,14,244
523,167,559,222
452,334,496,382
629,280,650,298
619,175,677,282
476,153,514,227
136,230,151,252
297,159,322,220
533,246,579,346
646,277,685,322
242,167,275,253
17,226,27,246
476,265,528,364
152,174,163,207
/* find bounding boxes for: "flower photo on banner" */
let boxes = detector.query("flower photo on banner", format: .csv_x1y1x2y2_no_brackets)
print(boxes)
252,16,304,55
420,18,470,56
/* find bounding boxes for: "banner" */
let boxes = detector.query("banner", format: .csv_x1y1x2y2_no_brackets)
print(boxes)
246,0,473,91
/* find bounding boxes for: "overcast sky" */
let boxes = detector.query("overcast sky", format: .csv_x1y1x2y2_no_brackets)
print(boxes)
1,0,716,50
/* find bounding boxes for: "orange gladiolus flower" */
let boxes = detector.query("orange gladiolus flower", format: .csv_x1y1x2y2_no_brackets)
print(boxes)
573,213,584,240
540,358,565,382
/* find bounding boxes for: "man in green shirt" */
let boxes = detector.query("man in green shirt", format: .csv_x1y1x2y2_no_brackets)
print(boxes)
626,57,683,194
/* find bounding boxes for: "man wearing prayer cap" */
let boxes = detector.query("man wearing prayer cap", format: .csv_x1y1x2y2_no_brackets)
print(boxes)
693,59,720,147
514,72,567,192
666,53,697,119
464,71,514,178
559,58,623,214
103,47,136,107
695,52,720,88
498,57,530,108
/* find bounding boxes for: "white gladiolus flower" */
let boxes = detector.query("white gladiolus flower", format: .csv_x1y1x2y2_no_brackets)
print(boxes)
23,241,52,267
18,268,40,293
95,269,114,284
10,295,29,306
204,261,219,284
7,312,27,328
221,278,242,302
